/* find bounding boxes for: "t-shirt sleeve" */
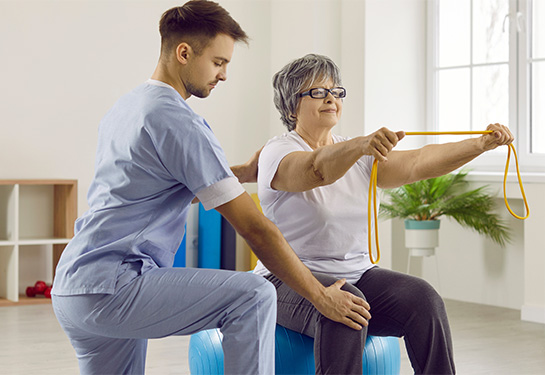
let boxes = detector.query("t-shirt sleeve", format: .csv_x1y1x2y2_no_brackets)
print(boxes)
258,135,305,190
257,137,304,189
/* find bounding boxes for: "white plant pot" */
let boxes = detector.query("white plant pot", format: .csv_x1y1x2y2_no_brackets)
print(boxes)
404,220,440,257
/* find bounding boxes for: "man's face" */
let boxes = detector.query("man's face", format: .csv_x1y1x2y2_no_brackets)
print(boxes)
184,34,235,99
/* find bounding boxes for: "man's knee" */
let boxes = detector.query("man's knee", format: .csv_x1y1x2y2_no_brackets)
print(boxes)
221,273,277,331
251,273,277,305
238,272,277,307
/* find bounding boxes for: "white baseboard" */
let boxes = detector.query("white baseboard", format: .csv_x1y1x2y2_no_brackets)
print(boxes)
521,305,545,324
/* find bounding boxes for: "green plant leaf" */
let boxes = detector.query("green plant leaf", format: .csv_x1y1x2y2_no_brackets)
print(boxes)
379,169,511,246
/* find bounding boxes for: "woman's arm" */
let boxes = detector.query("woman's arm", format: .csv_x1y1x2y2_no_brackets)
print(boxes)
377,123,513,189
272,128,405,192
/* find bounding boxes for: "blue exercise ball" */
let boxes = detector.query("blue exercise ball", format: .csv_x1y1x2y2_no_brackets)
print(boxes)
188,328,224,375
189,325,401,375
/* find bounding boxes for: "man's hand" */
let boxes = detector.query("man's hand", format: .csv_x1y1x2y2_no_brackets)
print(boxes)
361,127,405,162
312,279,371,330
217,193,371,331
480,123,514,152
231,146,264,183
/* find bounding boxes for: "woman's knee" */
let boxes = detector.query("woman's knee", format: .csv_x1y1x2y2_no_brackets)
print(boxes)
341,281,365,300
407,277,446,317
311,272,366,300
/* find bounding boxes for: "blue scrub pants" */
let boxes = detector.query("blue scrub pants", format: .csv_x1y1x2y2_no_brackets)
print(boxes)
52,262,277,375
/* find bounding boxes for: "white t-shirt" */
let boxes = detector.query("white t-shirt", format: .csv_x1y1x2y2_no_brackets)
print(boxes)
253,131,377,283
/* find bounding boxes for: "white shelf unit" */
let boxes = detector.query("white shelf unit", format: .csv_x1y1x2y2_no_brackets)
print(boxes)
0,180,77,303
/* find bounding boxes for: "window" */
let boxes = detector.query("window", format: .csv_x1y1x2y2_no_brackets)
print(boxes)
429,0,544,172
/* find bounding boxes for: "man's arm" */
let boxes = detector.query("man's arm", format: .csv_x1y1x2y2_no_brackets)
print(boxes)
192,147,263,204
215,192,371,330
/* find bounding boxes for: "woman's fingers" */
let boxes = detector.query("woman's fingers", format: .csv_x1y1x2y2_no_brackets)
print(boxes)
484,123,514,150
365,127,404,161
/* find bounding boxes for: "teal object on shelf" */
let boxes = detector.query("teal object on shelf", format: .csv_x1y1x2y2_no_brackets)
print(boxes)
188,325,401,375
198,203,222,269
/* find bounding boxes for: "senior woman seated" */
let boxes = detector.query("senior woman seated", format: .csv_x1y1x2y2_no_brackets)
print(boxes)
253,54,513,375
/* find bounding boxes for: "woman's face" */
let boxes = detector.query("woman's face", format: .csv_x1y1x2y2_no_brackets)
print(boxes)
295,78,343,131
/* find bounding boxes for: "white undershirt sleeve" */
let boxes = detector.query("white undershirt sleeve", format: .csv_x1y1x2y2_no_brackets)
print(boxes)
195,176,245,211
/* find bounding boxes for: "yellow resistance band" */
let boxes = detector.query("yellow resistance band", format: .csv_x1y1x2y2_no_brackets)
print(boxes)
368,130,530,264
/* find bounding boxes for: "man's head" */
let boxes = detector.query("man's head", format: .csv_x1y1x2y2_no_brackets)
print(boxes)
159,0,248,59
157,0,249,99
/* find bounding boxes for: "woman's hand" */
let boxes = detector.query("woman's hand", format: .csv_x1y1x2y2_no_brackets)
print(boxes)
361,127,405,162
480,123,514,152
312,279,372,330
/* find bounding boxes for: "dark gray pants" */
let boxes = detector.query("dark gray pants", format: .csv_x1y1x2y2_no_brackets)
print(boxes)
266,267,455,375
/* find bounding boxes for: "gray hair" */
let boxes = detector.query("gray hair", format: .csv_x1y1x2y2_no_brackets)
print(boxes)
272,54,342,131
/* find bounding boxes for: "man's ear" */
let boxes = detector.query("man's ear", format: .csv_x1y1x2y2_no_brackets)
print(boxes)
176,43,192,65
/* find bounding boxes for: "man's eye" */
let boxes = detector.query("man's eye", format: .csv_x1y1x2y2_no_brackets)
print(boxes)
214,62,223,67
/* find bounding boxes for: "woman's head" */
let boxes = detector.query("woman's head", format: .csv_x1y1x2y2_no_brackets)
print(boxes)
273,54,343,131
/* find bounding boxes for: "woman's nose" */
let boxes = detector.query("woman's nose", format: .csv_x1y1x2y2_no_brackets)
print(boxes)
324,92,334,103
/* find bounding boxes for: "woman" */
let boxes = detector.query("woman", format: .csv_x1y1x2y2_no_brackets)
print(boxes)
253,54,513,375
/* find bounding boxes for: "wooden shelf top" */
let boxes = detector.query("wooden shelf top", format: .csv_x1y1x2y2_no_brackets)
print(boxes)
0,179,77,185
19,238,72,245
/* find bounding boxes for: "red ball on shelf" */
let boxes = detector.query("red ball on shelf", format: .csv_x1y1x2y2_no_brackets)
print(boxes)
34,280,47,294
26,286,36,298
44,287,52,299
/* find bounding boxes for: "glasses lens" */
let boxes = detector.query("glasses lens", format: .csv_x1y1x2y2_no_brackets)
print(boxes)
331,88,346,98
310,88,327,98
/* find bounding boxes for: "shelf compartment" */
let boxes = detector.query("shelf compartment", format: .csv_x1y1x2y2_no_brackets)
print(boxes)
0,179,77,304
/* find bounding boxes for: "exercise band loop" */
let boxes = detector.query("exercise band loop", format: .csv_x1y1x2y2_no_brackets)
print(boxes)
368,130,530,265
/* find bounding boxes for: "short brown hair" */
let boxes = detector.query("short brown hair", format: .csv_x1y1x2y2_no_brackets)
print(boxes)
159,0,249,56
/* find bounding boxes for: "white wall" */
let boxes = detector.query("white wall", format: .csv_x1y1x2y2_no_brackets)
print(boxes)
1,0,543,322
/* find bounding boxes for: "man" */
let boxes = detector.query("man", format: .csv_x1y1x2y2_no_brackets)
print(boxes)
51,1,370,374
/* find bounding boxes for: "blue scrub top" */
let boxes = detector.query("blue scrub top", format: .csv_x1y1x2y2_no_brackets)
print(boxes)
52,80,244,296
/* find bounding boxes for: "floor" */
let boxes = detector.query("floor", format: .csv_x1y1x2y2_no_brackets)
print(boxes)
0,299,544,374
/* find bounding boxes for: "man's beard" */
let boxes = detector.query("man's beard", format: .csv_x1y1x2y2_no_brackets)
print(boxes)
186,81,211,99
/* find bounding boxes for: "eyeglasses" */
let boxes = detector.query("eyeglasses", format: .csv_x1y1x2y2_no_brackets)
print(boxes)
298,87,346,99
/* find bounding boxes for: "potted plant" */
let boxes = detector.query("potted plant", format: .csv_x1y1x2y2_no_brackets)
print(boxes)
379,170,511,258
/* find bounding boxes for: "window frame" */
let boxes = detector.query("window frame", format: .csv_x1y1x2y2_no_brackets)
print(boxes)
427,0,545,174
